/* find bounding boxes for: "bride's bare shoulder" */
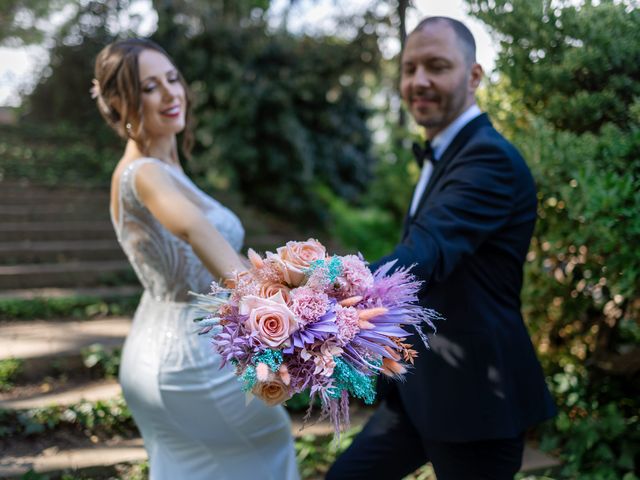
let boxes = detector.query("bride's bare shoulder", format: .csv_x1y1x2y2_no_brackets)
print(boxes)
111,155,157,188
110,155,152,216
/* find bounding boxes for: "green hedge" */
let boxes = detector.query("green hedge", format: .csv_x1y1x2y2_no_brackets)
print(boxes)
0,123,120,186
0,295,139,321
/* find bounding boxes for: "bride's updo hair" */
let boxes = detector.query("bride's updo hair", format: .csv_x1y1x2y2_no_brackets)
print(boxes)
93,38,193,158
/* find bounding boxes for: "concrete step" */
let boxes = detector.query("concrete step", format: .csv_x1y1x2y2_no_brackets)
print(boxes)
0,193,109,207
0,240,125,264
0,205,110,222
0,317,131,361
0,317,131,380
0,221,115,242
0,204,109,213
0,260,134,289
521,444,562,474
0,438,147,478
0,285,141,301
0,380,122,410
0,182,109,202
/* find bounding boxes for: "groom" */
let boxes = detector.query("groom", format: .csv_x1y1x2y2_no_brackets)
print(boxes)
328,16,556,480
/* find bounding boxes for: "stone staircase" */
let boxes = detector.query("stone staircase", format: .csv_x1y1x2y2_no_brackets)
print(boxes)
0,180,138,301
0,179,314,300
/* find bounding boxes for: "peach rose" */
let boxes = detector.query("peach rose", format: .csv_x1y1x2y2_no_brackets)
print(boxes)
239,291,299,347
258,281,291,304
252,371,292,406
276,239,327,286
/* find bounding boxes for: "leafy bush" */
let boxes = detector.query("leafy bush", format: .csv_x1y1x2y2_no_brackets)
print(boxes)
317,185,398,260
319,127,420,261
0,359,23,391
0,295,139,321
465,1,640,477
295,427,360,479
167,21,380,223
81,344,122,378
0,123,120,186
542,402,639,480
0,396,136,439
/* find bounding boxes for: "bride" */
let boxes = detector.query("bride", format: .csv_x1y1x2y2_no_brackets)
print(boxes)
92,38,299,479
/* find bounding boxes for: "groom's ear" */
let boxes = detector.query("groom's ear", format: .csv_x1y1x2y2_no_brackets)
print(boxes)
469,63,483,91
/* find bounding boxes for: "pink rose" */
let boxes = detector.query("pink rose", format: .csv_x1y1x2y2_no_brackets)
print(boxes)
239,291,299,347
276,239,326,286
252,371,292,406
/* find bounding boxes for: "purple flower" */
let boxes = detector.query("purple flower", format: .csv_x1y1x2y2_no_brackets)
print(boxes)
212,309,256,367
284,307,338,352
365,261,423,308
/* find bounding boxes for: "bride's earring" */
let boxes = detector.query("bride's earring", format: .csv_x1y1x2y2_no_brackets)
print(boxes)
126,122,133,137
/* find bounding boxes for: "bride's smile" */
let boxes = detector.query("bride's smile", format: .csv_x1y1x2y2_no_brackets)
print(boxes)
138,49,187,138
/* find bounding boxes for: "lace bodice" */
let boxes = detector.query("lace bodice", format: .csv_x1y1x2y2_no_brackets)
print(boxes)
111,158,244,302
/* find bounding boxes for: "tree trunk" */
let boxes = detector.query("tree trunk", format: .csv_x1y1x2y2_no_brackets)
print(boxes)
398,0,409,127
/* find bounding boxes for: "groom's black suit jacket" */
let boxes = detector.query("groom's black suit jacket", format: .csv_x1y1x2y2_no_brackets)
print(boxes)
372,113,556,442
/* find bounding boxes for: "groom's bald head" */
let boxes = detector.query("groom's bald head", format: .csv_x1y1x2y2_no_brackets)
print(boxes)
409,16,477,66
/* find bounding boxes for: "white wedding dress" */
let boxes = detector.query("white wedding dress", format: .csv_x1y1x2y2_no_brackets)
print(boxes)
111,157,299,480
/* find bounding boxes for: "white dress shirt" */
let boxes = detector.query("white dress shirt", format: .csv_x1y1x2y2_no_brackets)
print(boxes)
409,104,482,217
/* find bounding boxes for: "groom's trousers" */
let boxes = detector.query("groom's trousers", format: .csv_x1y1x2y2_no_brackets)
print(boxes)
326,386,525,480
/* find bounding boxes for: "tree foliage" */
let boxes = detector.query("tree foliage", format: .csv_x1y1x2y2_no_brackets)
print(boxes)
164,21,381,221
467,0,640,133
21,0,139,126
0,0,63,45
465,1,640,477
16,1,382,222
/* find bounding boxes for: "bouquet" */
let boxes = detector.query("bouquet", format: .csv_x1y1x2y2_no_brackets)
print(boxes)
193,239,438,433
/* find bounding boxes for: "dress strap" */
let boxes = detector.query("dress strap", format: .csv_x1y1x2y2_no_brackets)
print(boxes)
113,157,164,237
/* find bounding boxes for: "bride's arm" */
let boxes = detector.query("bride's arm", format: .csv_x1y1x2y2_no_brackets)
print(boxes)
134,163,245,280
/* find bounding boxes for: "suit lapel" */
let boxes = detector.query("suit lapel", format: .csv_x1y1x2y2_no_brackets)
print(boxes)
420,114,491,204
402,114,492,240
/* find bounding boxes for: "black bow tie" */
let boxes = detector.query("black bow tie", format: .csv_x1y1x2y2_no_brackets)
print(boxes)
412,141,434,168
